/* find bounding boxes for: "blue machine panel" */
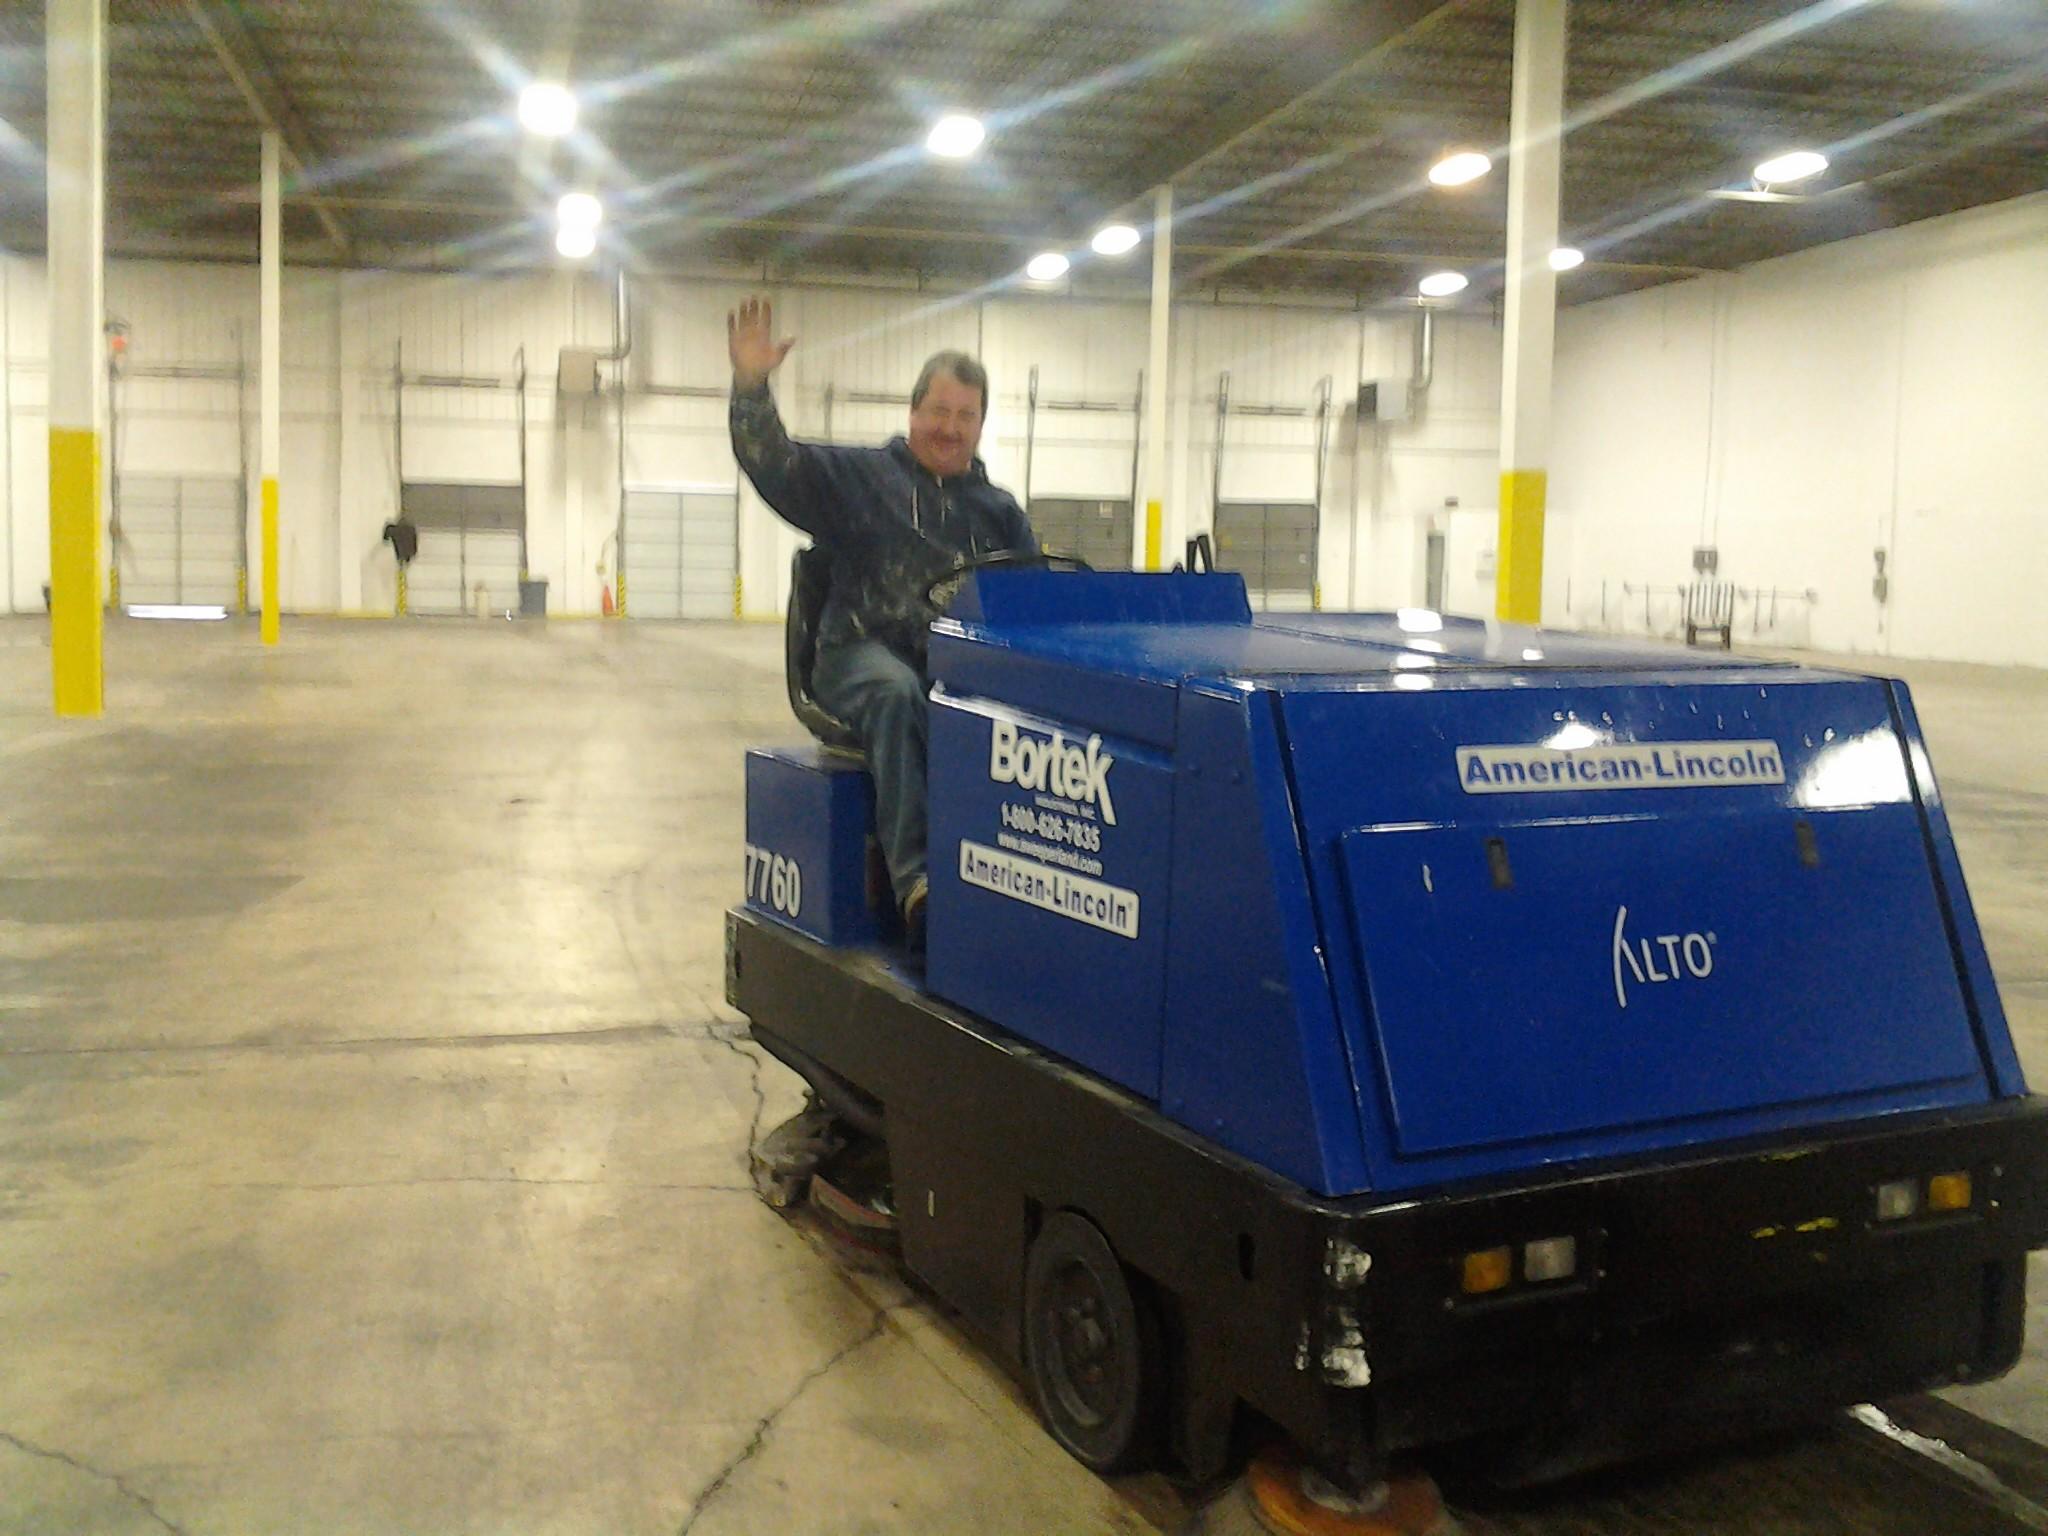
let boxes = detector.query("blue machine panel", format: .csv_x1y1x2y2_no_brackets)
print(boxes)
1158,684,1371,1194
1339,809,1984,1157
926,690,1176,1097
743,748,883,946
1278,675,1999,1187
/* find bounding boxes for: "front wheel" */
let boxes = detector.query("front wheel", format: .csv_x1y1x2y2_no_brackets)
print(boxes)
1022,1210,1164,1474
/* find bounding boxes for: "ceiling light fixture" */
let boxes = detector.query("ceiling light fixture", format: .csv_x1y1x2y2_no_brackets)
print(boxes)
926,113,986,159
1418,271,1468,298
518,82,578,138
1428,150,1492,187
556,224,597,260
1753,149,1828,186
1549,246,1585,272
557,192,603,229
1091,224,1141,257
1025,251,1071,283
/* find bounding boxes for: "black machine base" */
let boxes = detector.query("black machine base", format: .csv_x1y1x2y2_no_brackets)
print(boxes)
727,907,2048,1489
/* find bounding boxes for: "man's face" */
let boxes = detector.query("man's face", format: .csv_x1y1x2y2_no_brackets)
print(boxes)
908,371,983,478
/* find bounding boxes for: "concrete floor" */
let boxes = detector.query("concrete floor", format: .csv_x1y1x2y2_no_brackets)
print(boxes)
0,616,2042,1535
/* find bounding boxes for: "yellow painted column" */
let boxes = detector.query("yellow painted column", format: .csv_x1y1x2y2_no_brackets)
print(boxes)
1494,0,1566,626
45,0,106,717
1144,501,1162,571
260,476,280,644
260,129,282,645
49,431,102,714
1496,469,1548,624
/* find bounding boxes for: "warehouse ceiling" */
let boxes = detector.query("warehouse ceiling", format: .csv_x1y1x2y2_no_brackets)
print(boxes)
0,0,2044,304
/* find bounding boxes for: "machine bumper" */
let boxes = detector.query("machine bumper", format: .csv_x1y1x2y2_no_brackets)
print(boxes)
1323,1103,2048,1481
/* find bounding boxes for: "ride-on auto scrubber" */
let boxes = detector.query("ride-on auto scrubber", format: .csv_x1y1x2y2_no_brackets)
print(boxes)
727,557,2048,1524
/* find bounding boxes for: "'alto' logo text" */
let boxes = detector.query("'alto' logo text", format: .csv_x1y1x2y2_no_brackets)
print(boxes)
1612,904,1716,1009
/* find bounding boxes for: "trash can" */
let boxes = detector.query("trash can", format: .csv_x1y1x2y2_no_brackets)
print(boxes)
519,578,549,618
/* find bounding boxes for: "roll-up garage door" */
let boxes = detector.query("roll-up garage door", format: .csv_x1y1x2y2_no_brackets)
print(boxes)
1213,500,1318,612
1028,497,1134,571
116,475,243,607
400,482,526,616
623,488,737,619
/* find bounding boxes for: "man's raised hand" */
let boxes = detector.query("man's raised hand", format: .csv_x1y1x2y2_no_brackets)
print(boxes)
728,297,795,389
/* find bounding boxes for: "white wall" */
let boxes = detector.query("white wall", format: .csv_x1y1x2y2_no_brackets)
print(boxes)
1550,192,2048,666
0,255,1502,619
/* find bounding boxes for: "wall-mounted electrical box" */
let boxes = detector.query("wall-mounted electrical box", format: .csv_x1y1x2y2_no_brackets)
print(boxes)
558,348,600,397
1358,377,1412,423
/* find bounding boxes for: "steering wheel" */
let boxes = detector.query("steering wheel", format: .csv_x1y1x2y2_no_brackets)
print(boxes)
924,549,1092,612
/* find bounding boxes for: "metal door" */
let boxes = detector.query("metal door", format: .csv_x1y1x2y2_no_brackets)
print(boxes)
400,481,527,616
116,475,243,607
1028,497,1134,571
623,488,738,619
1213,501,1318,612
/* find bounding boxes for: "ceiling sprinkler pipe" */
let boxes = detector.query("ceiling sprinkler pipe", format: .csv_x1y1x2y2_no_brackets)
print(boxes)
1411,304,1435,399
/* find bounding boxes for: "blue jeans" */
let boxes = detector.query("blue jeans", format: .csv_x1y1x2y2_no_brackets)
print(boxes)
812,639,927,901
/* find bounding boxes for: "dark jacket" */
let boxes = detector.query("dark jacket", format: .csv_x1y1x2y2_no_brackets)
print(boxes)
731,382,1037,661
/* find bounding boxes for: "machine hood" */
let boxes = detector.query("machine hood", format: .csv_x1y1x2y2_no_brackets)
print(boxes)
1277,674,1995,1178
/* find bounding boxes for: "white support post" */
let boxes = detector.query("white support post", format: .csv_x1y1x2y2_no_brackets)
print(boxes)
1495,0,1566,625
45,0,106,715
260,128,282,644
1142,184,1173,570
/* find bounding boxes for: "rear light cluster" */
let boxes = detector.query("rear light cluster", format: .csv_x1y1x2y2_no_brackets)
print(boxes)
1874,1170,1972,1223
1459,1235,1579,1297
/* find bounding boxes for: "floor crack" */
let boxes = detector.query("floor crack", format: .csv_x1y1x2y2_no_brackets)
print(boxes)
0,1430,189,1535
673,1305,900,1536
706,1025,768,1175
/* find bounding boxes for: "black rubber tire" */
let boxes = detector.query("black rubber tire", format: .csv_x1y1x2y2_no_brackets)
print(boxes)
1023,1210,1163,1474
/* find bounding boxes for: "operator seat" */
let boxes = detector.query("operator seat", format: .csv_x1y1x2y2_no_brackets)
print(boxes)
786,546,864,755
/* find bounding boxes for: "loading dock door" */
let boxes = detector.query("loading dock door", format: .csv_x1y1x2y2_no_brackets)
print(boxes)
117,475,243,607
400,481,526,616
1028,497,1134,571
623,488,738,619
1213,501,1318,612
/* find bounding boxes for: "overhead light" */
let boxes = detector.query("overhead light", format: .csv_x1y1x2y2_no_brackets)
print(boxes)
518,82,578,138
557,192,603,229
926,113,986,159
1753,149,1828,186
1025,251,1070,283
1428,150,1492,187
1418,271,1468,298
1549,246,1585,272
1709,188,1809,205
556,224,597,260
1091,224,1141,257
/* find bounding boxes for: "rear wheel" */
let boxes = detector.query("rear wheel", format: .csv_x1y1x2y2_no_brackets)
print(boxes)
1023,1210,1164,1473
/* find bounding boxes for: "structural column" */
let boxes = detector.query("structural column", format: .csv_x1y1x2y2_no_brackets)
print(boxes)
45,0,106,716
1141,184,1172,571
260,129,282,644
1494,0,1566,624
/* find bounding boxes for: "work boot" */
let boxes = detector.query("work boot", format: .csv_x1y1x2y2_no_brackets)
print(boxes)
901,875,928,952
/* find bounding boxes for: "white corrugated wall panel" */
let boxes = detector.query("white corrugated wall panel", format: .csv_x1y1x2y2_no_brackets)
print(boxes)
4,254,1525,625
1550,192,2048,663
